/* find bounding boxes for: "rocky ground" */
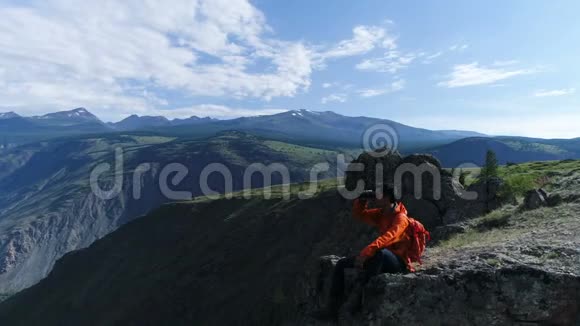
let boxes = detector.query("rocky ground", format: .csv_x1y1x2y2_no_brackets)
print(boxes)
302,160,580,325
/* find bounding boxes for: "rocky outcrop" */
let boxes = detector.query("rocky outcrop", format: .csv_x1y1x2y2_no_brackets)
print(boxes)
303,258,579,326
361,266,578,325
524,188,548,210
302,215,580,326
523,188,565,210
344,151,514,229
299,159,580,325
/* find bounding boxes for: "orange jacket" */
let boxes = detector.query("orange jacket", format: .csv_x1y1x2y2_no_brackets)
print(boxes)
352,199,412,262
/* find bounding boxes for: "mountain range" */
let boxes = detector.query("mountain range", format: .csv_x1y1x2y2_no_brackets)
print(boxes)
0,112,21,120
108,114,217,131
0,108,482,151
0,108,110,147
2,107,579,165
429,136,580,166
0,108,217,147
150,109,488,150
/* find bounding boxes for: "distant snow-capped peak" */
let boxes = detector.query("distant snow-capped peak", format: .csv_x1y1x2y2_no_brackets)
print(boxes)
0,112,20,119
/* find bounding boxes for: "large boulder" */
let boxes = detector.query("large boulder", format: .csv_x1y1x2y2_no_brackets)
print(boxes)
400,153,443,171
302,260,580,326
359,266,579,326
522,188,564,209
523,189,548,210
344,150,512,229
344,151,402,192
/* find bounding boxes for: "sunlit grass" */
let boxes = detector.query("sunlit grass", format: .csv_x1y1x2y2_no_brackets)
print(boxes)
189,177,342,203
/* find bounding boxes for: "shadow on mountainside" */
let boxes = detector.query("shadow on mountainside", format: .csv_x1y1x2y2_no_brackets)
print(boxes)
0,158,578,325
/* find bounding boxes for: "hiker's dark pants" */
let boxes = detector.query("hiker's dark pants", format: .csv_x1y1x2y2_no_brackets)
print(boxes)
329,248,406,301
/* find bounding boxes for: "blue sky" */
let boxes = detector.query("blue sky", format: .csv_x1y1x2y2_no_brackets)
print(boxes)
0,0,578,138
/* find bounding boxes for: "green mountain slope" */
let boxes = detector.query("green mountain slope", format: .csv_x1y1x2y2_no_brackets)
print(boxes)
0,186,366,325
1,108,485,151
428,136,580,167
0,108,111,147
0,132,347,294
153,109,484,151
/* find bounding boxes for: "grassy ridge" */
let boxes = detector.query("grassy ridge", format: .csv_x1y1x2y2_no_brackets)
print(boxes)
436,159,580,251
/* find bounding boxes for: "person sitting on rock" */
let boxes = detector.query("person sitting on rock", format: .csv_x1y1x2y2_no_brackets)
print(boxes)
316,185,427,320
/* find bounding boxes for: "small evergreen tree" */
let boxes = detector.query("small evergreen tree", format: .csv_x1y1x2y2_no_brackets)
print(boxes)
459,169,470,187
480,149,499,181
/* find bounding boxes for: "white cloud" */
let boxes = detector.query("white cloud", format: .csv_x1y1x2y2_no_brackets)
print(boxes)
320,81,353,91
1,1,395,120
449,44,469,51
320,25,396,59
321,93,347,104
319,79,404,102
156,105,286,119
0,0,315,113
355,51,415,73
533,88,576,97
421,51,443,64
438,62,536,88
358,79,405,97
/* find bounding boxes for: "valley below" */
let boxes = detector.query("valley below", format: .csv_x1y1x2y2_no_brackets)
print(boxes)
0,131,347,294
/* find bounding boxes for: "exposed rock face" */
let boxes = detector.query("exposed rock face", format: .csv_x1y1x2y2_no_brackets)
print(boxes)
523,188,560,210
344,151,403,192
304,260,579,326
301,256,580,326
360,266,579,325
344,151,513,229
0,183,132,293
